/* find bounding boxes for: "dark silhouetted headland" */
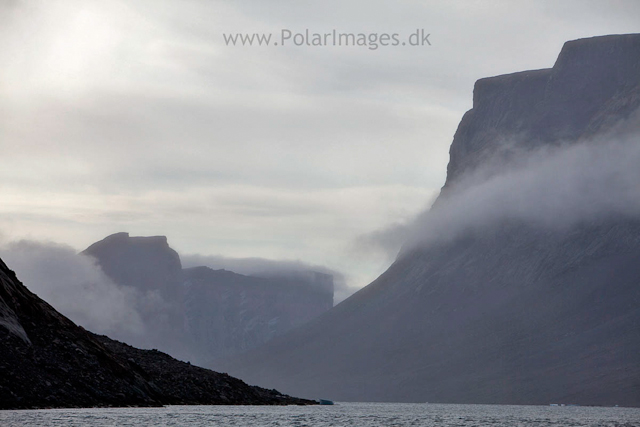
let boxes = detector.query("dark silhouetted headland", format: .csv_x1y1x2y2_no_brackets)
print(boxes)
0,256,314,409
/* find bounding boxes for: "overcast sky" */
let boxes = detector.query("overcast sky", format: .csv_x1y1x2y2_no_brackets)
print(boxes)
1,0,638,292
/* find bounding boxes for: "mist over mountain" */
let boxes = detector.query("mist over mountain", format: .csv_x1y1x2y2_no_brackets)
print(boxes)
181,254,352,302
0,232,337,365
82,232,335,364
218,34,640,406
0,239,145,339
82,232,189,359
362,124,640,260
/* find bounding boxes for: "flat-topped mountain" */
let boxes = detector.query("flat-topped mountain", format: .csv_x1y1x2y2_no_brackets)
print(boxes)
0,256,313,409
83,232,183,299
82,232,187,360
82,232,334,364
444,33,640,190
218,34,640,406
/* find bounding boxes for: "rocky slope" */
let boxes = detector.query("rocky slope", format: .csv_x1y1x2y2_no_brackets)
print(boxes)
0,257,313,409
218,34,640,406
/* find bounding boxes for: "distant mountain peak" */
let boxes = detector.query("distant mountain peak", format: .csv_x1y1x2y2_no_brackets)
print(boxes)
81,233,334,364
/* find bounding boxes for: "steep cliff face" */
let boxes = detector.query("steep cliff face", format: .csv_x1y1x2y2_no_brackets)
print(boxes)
184,267,333,363
82,232,187,359
82,233,334,364
220,34,640,406
83,232,183,300
0,257,312,409
444,33,640,191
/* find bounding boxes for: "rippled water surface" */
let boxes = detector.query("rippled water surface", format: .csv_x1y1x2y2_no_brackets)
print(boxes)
1,402,639,426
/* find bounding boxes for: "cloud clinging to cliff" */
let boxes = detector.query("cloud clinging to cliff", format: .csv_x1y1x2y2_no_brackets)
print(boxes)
0,239,145,338
357,119,640,260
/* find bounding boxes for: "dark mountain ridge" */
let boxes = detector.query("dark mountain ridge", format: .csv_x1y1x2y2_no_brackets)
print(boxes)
218,34,640,406
0,257,313,409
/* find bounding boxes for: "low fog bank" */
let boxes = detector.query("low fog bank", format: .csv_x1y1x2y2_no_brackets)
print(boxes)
0,235,354,349
358,121,640,260
1,239,200,357
0,239,146,339
181,254,354,303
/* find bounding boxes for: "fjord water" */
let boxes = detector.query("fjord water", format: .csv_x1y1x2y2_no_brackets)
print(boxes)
1,403,638,426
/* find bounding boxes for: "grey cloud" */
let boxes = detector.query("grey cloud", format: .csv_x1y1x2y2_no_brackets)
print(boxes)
359,121,640,259
352,222,413,263
0,90,449,193
0,239,145,337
